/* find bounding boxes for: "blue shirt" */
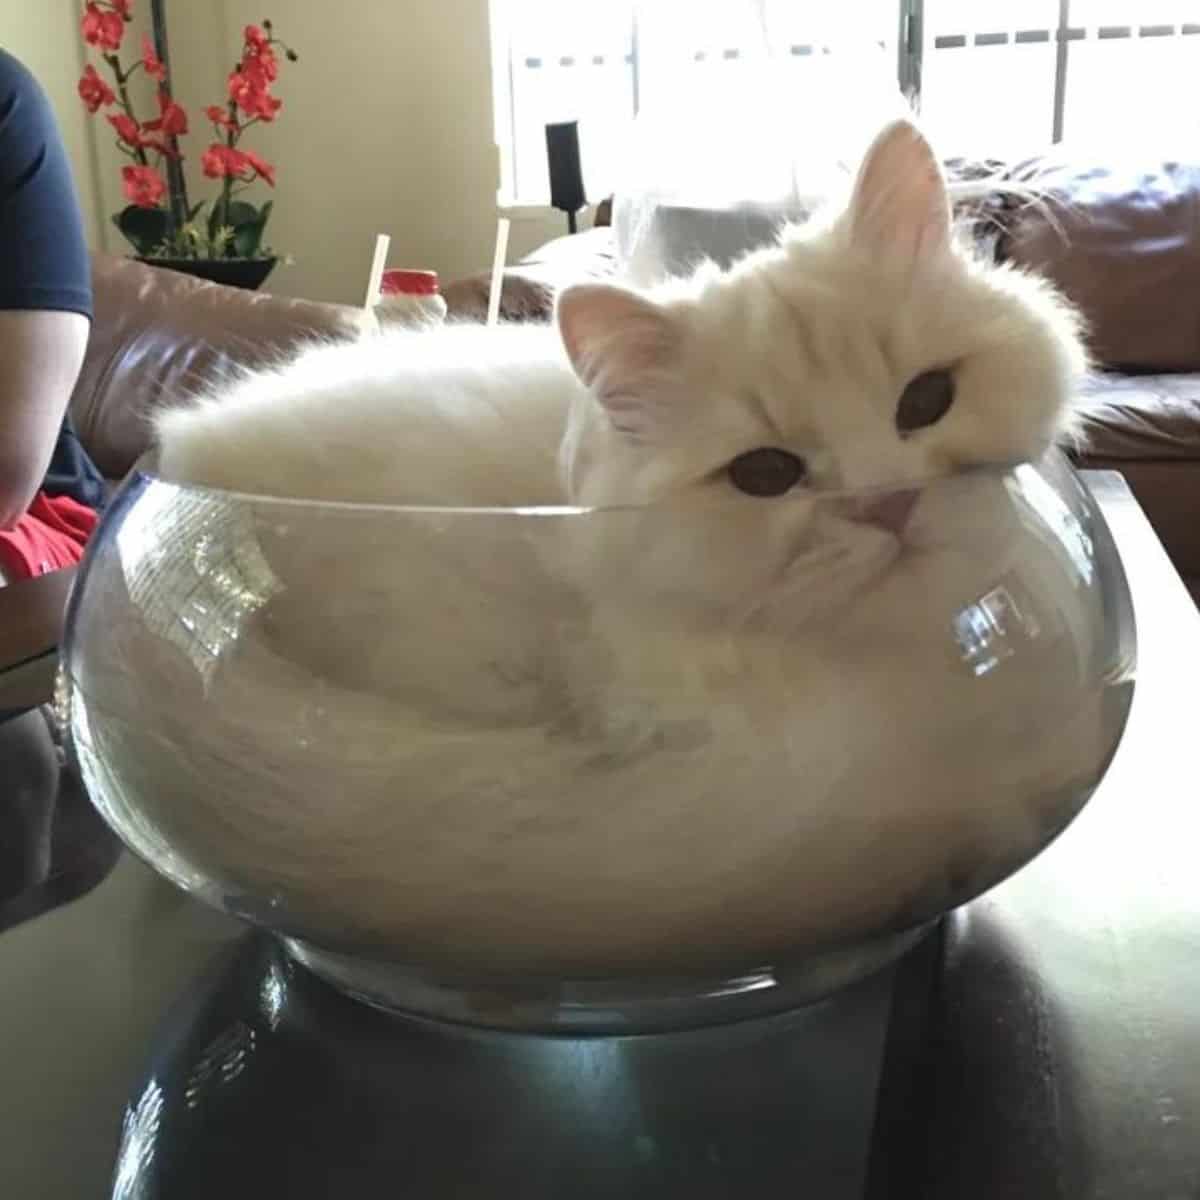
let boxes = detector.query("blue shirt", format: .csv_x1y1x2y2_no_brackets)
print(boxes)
0,48,105,511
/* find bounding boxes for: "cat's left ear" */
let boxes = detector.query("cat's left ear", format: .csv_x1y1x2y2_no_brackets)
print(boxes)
847,119,952,266
557,284,681,438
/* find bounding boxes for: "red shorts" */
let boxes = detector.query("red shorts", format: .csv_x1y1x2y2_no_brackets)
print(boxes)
0,492,98,582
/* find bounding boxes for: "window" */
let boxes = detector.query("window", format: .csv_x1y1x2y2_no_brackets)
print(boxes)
919,0,1200,155
490,0,638,207
491,0,1200,204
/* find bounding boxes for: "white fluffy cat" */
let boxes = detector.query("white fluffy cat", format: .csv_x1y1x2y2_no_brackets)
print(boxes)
159,120,1081,513
90,121,1123,975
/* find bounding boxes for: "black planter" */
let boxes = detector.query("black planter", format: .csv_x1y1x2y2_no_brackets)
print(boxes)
136,256,278,291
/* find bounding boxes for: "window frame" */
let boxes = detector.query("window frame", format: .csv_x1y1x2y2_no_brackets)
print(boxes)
492,0,1200,206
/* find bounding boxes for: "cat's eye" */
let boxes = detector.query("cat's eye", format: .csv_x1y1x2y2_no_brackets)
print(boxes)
727,448,808,497
896,369,955,436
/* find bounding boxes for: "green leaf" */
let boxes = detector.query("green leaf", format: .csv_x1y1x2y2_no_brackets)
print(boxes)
231,199,272,258
201,198,275,259
114,205,171,256
223,201,260,227
187,201,206,223
206,200,252,236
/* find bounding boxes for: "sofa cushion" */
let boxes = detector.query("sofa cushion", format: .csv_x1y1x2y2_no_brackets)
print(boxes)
1073,371,1200,580
1075,371,1200,462
1003,155,1200,372
70,254,376,479
443,227,616,324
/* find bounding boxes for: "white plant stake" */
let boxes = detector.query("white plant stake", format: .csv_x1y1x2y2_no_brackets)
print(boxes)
363,232,391,309
487,217,511,327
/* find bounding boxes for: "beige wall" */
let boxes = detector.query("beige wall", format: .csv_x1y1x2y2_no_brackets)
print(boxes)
4,0,560,303
1,1,106,249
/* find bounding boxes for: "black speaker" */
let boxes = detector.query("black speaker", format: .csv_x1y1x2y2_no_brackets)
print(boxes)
545,120,586,233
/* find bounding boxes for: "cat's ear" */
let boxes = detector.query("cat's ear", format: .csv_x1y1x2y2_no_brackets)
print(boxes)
847,119,951,266
557,284,681,438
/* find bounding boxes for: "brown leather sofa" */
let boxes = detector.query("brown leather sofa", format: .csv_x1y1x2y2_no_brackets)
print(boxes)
1000,154,1200,604
71,254,379,486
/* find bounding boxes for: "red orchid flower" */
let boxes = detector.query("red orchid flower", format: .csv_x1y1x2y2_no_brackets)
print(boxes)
242,149,276,187
81,3,125,52
121,164,166,207
201,144,252,181
77,64,115,113
106,111,141,146
205,104,237,130
142,34,167,83
143,91,188,138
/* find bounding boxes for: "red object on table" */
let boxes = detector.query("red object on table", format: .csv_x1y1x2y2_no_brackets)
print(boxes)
380,269,440,297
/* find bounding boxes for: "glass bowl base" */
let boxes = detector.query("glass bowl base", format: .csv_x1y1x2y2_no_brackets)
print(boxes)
280,925,932,1035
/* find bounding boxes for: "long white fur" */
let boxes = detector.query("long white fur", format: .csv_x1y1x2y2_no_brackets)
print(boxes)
79,122,1121,975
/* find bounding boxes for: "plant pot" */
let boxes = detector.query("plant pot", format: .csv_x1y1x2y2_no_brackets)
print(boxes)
136,256,278,291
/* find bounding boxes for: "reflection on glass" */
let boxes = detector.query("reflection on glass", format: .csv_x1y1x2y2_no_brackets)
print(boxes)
954,584,1040,678
184,1021,257,1110
117,483,281,686
259,958,289,1031
1012,463,1095,585
111,1079,164,1200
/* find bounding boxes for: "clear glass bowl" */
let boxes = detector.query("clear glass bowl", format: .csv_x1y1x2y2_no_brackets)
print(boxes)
60,452,1134,1030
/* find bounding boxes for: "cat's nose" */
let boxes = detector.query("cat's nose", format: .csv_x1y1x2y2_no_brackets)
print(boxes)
850,490,919,536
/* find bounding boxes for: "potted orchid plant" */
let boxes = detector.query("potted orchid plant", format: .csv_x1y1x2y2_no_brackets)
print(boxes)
77,0,297,289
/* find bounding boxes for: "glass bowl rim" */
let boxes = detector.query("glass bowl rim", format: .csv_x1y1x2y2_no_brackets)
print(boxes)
127,454,1058,519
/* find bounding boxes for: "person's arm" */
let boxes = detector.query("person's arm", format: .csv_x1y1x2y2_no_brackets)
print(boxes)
0,51,95,697
0,49,94,531
0,311,89,529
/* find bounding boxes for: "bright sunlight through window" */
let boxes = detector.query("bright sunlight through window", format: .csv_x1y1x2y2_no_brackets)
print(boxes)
490,0,1200,205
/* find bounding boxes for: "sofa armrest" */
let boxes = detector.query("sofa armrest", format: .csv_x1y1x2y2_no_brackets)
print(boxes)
71,254,379,481
0,568,75,711
1001,155,1200,372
